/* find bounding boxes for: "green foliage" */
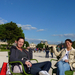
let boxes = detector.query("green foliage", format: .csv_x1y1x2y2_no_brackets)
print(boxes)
36,43,46,48
0,24,6,41
0,44,12,49
72,41,75,48
0,44,7,46
0,49,10,51
0,21,25,45
24,41,29,47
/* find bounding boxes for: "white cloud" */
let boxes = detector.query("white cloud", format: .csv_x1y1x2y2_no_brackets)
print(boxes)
25,37,60,45
0,17,44,31
48,41,61,45
53,34,63,37
37,29,44,32
52,34,75,38
31,27,37,29
0,17,7,24
25,37,47,44
64,34,75,38
17,24,37,30
17,24,45,31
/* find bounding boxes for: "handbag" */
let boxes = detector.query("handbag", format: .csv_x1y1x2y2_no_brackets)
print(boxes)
0,62,7,75
13,65,23,73
13,57,28,73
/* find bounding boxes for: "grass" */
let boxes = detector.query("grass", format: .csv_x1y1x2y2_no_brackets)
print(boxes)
0,49,10,52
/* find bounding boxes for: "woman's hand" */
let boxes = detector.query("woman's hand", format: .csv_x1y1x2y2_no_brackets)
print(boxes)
25,61,32,67
65,60,69,62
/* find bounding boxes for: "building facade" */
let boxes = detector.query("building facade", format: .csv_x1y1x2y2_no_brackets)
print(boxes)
40,41,57,47
29,43,36,48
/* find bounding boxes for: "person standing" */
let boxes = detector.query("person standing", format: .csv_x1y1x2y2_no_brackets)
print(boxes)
61,45,64,50
50,46,54,58
45,45,49,58
56,46,60,52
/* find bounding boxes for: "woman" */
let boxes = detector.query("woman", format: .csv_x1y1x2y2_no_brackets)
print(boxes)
10,37,51,75
53,39,75,75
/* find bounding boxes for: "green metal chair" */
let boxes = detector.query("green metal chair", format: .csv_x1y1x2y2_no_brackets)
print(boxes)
50,58,75,75
8,51,38,75
50,59,58,75
65,70,74,75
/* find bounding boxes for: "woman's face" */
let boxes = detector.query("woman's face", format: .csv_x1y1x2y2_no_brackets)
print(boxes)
17,39,24,48
65,41,72,48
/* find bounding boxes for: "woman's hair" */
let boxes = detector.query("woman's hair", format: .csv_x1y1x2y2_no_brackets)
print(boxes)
17,37,25,41
65,39,72,44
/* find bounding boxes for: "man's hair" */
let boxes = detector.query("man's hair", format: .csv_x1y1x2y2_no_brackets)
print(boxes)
65,39,72,44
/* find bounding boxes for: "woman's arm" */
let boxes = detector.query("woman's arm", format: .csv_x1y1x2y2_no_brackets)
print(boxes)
53,47,62,56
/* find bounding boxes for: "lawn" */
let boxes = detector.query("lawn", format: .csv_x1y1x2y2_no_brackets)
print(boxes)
0,49,10,52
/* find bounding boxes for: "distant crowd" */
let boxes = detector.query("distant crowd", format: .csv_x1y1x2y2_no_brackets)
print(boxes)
32,45,65,58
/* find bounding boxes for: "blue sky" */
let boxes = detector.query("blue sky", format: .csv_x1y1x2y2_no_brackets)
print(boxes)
0,0,75,44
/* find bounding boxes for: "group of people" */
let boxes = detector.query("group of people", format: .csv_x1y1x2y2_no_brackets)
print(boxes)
34,48,43,53
45,45,65,58
56,45,64,52
45,46,54,58
10,37,75,75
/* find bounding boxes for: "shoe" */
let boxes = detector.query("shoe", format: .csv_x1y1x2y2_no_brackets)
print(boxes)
45,71,50,75
39,71,50,75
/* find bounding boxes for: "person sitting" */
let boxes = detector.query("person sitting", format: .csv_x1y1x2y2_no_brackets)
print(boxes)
10,37,51,75
53,39,75,75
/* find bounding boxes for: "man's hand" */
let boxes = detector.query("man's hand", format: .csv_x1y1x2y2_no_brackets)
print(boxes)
25,61,32,67
65,60,69,62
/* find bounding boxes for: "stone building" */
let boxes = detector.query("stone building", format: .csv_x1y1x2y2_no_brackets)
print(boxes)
29,43,36,48
40,41,57,47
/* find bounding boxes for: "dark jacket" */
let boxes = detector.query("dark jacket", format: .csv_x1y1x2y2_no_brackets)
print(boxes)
45,46,49,51
50,47,54,53
10,46,30,64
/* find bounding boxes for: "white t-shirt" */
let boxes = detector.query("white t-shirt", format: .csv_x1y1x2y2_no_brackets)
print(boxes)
62,49,70,61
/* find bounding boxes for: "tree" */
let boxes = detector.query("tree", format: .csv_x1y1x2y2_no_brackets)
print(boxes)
0,21,25,46
24,41,29,47
36,43,46,48
0,24,6,41
72,41,75,49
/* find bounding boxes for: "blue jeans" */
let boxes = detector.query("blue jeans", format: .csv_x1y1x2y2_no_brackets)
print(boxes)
57,60,70,75
24,61,51,75
51,53,53,58
46,50,49,58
